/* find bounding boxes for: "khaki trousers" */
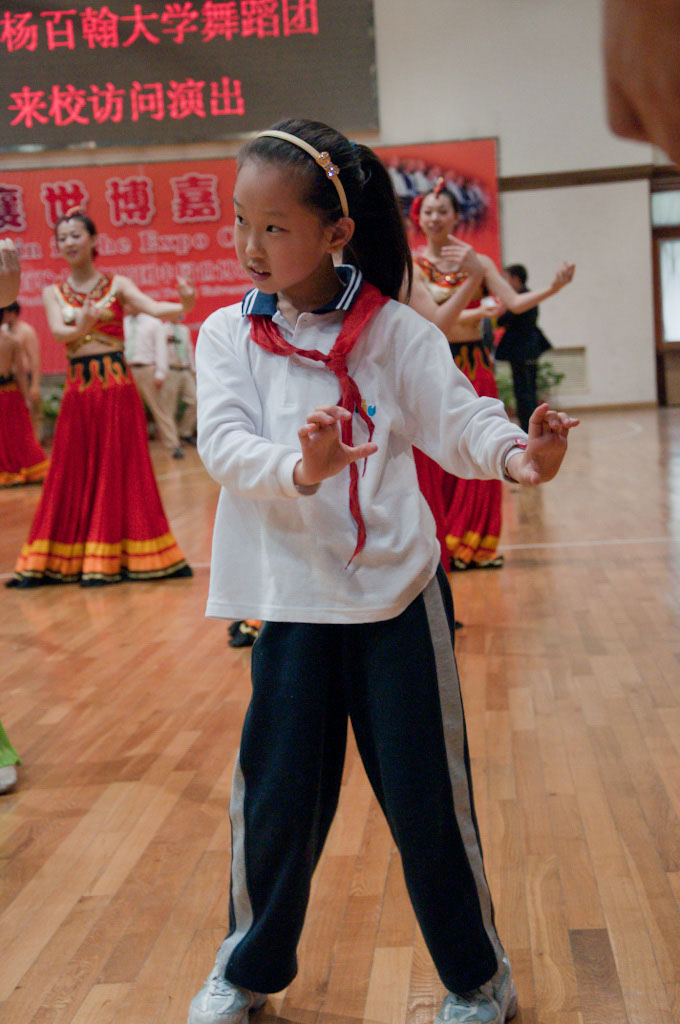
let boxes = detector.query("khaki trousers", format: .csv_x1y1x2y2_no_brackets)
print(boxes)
129,365,179,449
162,368,197,440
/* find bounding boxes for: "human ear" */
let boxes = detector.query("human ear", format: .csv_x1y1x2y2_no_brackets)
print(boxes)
326,217,355,253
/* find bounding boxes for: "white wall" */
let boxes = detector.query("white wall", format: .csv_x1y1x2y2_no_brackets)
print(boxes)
372,0,656,175
500,181,657,407
372,0,662,408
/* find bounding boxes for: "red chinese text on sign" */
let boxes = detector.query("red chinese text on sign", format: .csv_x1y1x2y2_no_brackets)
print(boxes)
0,186,27,232
105,176,156,226
39,181,90,228
170,173,221,222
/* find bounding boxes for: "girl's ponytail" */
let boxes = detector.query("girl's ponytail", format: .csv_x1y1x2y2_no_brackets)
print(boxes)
239,119,412,301
345,145,412,301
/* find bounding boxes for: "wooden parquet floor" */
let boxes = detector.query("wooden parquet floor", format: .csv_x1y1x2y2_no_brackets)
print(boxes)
1,407,679,1024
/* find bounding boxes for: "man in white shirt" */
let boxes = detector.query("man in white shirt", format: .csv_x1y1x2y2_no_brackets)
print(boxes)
163,319,197,446
124,311,183,458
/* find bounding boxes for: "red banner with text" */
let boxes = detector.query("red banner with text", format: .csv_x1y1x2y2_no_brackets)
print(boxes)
1,158,250,372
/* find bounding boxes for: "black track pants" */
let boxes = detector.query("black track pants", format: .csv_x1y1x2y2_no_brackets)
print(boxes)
214,565,503,996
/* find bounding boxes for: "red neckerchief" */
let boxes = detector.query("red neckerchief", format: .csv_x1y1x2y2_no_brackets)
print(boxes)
248,280,389,564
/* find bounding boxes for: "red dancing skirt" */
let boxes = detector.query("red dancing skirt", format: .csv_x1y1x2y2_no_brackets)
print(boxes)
414,340,503,571
0,377,48,487
7,352,192,587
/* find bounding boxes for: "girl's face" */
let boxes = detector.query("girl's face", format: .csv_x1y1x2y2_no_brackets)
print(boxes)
233,159,342,308
419,192,458,241
55,219,96,267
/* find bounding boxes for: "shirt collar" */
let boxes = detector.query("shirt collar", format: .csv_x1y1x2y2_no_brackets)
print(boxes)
241,264,363,317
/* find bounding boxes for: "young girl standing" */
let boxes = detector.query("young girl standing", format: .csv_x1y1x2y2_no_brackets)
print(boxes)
191,119,578,1024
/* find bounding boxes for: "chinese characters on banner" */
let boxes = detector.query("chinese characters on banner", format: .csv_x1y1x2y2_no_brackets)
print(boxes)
1,140,498,375
0,1,378,149
0,157,251,373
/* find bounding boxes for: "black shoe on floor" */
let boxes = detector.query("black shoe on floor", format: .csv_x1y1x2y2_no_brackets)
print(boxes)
229,621,259,647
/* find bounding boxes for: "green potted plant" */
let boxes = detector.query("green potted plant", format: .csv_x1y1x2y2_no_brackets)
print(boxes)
536,358,565,401
40,379,65,443
494,359,565,418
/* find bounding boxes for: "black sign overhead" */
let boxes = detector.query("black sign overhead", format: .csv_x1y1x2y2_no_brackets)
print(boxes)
0,1,378,152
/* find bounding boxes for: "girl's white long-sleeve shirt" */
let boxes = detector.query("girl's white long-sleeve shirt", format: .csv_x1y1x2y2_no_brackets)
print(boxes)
197,282,525,624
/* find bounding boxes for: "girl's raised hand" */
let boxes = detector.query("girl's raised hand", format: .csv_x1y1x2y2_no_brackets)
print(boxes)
507,403,580,486
294,405,378,488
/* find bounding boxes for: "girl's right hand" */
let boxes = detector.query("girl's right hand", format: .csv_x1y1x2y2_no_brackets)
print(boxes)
294,405,378,487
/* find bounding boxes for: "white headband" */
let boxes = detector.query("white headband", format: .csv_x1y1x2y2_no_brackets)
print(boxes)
256,129,349,218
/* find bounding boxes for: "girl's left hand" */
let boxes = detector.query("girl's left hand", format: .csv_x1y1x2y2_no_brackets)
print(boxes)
177,276,195,312
508,403,580,485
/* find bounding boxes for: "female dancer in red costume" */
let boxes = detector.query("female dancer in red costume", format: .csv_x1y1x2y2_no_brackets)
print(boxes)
7,210,194,587
412,182,574,569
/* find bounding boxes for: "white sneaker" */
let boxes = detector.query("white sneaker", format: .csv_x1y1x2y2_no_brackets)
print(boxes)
436,957,517,1024
0,765,18,793
492,958,518,1022
187,969,267,1024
